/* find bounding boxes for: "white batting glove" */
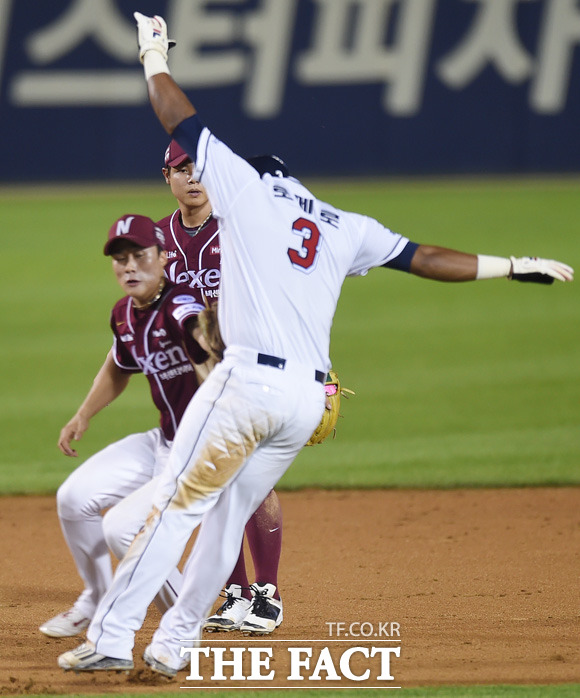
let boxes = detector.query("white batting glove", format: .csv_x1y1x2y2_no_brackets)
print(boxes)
509,256,574,284
134,12,174,62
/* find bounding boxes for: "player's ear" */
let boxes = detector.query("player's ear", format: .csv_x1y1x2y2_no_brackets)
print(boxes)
159,249,168,267
162,167,170,184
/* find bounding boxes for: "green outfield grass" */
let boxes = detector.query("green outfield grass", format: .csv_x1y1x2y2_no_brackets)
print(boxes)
1,177,579,494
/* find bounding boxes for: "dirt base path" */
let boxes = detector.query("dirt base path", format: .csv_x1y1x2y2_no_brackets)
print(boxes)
1,488,579,693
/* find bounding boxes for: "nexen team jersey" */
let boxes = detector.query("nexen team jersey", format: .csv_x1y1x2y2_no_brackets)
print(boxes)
174,115,412,372
111,282,206,441
156,210,221,303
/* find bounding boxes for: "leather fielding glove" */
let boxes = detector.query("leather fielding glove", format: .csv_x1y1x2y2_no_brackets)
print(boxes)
306,370,355,446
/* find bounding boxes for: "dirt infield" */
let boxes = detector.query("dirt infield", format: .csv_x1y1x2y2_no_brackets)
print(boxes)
1,488,579,693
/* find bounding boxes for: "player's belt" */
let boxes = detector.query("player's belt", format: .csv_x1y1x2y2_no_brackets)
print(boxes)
257,353,325,384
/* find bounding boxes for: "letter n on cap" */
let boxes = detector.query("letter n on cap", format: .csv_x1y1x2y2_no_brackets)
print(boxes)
117,216,135,236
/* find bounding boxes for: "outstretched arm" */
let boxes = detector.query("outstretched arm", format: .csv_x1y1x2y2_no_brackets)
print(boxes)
409,245,574,284
410,245,477,281
58,350,130,456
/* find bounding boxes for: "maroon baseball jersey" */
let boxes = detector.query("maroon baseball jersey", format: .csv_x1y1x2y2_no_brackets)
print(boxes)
111,282,207,441
157,210,221,303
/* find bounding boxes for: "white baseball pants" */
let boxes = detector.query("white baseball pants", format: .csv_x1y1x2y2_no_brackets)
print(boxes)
87,346,325,666
56,429,180,617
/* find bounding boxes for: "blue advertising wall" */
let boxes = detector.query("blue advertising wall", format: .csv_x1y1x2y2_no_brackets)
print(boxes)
1,0,580,180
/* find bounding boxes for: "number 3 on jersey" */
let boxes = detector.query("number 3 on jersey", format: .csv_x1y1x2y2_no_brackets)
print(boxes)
287,217,321,273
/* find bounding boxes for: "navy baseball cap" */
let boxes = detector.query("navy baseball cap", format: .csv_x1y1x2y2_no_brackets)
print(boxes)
164,139,192,168
104,214,166,255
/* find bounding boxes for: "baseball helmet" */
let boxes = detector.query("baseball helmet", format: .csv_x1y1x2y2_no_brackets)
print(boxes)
246,154,290,178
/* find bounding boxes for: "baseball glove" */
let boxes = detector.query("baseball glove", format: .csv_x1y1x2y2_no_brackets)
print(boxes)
197,301,225,363
306,370,355,446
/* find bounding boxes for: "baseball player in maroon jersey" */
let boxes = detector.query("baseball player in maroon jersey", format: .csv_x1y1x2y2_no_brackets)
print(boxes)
41,214,207,639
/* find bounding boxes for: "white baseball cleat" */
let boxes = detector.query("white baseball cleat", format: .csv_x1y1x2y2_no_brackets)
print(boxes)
39,607,91,638
143,644,189,679
240,583,283,635
58,641,133,673
203,584,252,632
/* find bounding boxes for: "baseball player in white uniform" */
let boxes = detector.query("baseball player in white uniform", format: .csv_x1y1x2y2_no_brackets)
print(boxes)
58,12,574,677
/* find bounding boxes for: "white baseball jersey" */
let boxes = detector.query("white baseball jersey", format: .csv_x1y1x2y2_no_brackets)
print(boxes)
84,116,417,668
185,118,410,371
